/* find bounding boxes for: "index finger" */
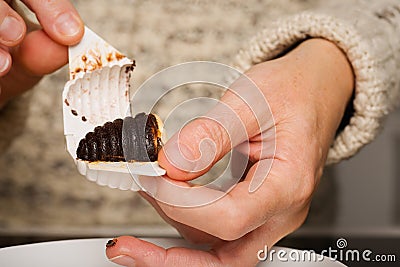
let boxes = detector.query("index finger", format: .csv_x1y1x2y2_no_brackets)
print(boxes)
158,73,274,181
139,158,291,241
21,0,84,45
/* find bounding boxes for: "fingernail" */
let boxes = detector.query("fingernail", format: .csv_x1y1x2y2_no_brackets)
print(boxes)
0,54,10,73
54,12,81,37
106,238,117,248
0,16,24,42
109,255,136,267
195,138,217,172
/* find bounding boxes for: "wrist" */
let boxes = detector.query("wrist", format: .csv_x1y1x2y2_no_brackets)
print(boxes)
285,38,354,141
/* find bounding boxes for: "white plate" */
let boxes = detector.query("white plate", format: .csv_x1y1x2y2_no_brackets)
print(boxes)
0,238,346,266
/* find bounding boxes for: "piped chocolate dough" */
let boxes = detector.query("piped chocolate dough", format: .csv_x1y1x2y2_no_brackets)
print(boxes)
76,113,162,162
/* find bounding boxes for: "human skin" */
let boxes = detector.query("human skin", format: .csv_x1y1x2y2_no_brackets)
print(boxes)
0,0,84,108
106,38,354,267
0,2,354,266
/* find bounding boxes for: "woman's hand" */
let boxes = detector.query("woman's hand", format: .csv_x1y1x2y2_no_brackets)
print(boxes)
0,0,84,108
106,38,354,267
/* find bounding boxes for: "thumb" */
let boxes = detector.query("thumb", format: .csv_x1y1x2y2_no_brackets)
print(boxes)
158,91,255,181
15,29,68,76
21,0,84,45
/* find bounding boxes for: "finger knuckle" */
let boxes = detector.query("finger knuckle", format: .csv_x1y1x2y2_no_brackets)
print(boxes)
194,118,227,147
295,173,316,206
215,208,249,241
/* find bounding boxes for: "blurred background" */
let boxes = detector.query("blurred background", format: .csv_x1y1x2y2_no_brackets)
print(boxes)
0,0,399,263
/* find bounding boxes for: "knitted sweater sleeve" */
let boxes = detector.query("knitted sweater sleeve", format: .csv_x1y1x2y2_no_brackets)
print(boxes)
233,0,400,164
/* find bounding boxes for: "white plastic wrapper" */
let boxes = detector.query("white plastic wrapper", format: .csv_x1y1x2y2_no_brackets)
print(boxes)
63,27,165,191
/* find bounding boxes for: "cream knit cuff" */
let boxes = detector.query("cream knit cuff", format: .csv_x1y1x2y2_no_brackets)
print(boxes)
233,4,400,164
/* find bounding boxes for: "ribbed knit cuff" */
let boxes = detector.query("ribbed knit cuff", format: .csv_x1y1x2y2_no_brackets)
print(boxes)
234,6,400,164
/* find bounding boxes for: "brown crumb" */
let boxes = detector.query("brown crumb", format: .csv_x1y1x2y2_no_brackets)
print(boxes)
106,53,113,62
71,110,78,116
82,116,87,122
115,52,124,60
106,238,117,248
125,62,135,73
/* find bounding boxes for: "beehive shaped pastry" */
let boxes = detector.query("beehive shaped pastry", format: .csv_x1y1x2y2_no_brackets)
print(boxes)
63,27,165,191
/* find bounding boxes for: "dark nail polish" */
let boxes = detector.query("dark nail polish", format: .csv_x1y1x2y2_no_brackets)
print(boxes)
106,238,117,248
